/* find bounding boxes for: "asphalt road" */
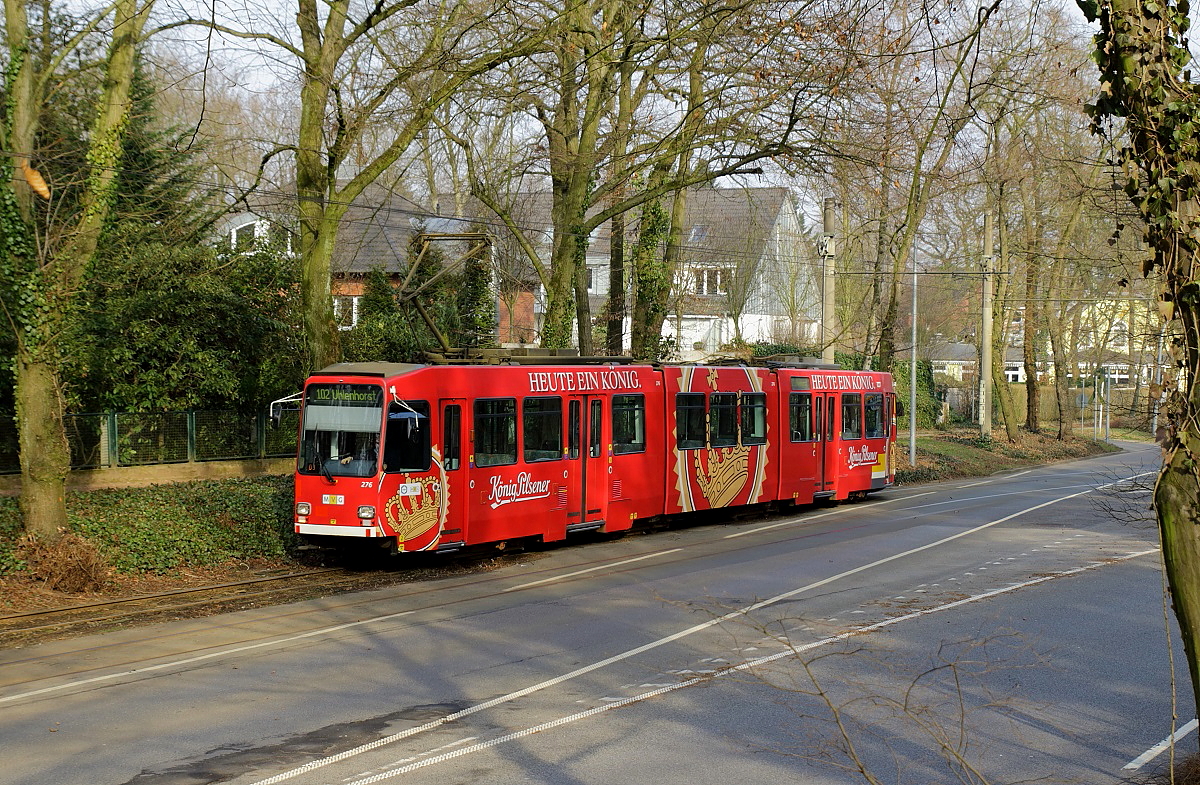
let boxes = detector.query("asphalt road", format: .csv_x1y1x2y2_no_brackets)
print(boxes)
0,440,1184,785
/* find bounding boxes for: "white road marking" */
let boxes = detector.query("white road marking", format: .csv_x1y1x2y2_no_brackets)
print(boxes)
0,611,416,706
248,470,1154,785
502,549,683,592
1124,718,1199,770
903,483,1097,511
337,548,1162,785
956,469,1033,488
724,491,937,538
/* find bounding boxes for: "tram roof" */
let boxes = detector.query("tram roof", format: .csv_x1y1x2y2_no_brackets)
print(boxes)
313,362,424,378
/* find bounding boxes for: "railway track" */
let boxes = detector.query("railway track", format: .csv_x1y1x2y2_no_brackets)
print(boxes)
0,507,790,649
0,568,394,647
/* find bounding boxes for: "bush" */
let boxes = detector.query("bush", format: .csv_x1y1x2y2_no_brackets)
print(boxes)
18,533,109,592
0,476,298,576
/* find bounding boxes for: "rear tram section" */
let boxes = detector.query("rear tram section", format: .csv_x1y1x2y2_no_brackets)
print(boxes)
291,358,897,553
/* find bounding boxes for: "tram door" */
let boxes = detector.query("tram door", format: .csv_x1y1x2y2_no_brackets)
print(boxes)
567,396,608,531
816,393,838,493
438,399,466,546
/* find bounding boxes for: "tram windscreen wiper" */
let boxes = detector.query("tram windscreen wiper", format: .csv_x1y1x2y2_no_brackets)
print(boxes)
321,456,336,485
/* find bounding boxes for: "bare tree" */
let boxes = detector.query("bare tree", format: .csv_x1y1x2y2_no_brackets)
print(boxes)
167,0,552,368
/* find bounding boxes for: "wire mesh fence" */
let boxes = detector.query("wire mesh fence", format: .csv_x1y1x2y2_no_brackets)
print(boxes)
0,409,299,474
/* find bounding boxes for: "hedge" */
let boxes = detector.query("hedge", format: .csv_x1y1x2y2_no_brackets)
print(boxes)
0,476,297,575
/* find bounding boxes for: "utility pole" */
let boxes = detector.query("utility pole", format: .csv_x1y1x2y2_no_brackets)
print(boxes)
980,212,994,439
820,197,837,364
909,266,917,466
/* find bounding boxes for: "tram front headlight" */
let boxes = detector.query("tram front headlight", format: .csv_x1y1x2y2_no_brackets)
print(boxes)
357,505,376,520
295,502,312,516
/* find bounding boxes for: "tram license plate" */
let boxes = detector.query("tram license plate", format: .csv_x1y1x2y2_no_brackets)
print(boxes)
322,495,345,505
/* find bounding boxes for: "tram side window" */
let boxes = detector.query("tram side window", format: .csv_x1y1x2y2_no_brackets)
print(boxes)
590,399,603,458
383,400,431,473
475,398,517,466
568,400,581,459
710,393,738,447
443,405,461,470
523,396,563,462
864,393,885,439
676,393,706,449
841,393,862,440
789,393,813,441
613,394,646,454
741,392,767,445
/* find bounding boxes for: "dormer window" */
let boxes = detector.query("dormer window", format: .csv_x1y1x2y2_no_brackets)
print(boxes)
688,225,709,244
333,295,360,329
693,267,730,296
233,222,257,251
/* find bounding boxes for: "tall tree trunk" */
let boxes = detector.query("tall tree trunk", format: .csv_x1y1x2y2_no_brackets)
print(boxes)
992,199,1020,441
2,0,151,539
607,208,626,355
1081,0,1200,713
1022,247,1040,432
629,180,671,360
1047,315,1074,440
14,351,70,539
605,55,634,357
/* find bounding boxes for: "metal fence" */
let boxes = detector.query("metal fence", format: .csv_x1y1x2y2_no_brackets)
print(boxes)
0,409,300,474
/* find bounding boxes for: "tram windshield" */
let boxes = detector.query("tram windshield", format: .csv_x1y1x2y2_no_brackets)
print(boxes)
299,384,383,478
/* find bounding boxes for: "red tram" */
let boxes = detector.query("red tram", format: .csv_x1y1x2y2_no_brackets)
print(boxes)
291,357,896,553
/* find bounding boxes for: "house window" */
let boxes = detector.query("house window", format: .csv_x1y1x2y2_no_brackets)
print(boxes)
586,267,595,292
1107,321,1129,349
693,268,730,296
268,223,297,254
333,295,360,329
233,222,256,251
688,225,709,243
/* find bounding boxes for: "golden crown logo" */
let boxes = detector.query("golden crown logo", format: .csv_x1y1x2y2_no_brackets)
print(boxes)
694,445,750,508
385,478,441,541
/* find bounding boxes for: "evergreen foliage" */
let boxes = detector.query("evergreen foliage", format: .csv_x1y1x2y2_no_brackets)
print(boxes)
0,476,296,575
61,58,305,412
455,235,497,349
68,239,305,412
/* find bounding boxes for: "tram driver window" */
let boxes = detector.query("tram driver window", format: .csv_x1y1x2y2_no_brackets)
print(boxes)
676,393,706,449
841,394,862,440
613,394,646,454
789,393,813,441
475,398,517,466
383,400,431,473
